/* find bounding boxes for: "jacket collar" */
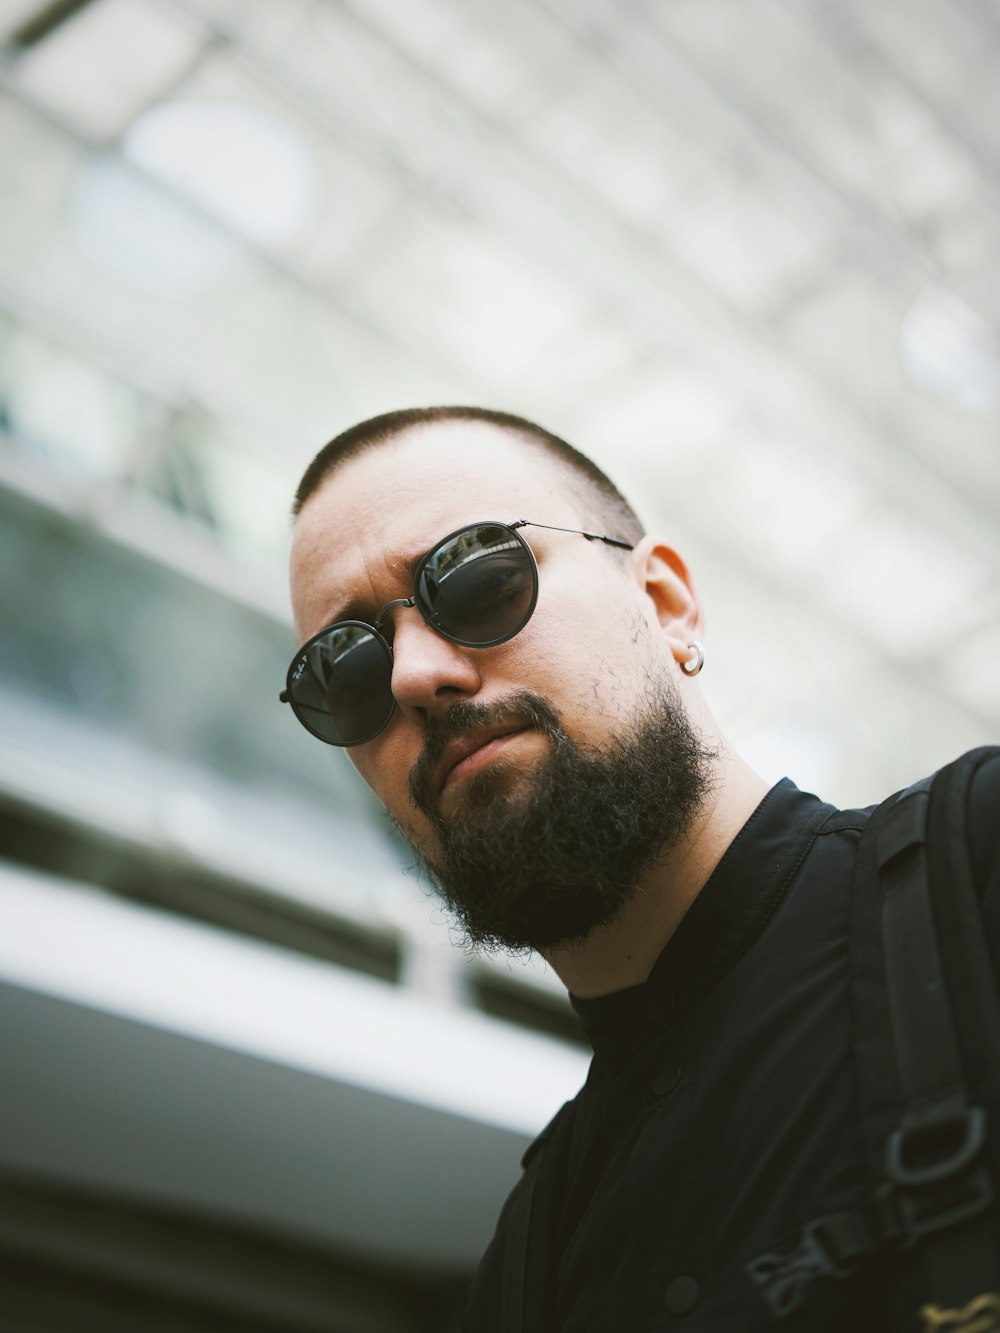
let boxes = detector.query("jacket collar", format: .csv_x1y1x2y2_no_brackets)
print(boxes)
571,779,835,1070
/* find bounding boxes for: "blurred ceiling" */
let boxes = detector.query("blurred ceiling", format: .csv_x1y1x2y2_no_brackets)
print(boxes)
0,0,998,806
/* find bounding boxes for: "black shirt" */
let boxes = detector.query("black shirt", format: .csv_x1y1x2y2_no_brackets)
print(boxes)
462,754,1000,1332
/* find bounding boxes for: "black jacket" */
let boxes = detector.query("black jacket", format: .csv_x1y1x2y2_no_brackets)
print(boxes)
462,752,1000,1331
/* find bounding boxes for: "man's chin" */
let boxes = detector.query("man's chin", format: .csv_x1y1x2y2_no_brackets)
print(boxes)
395,759,539,863
436,753,537,820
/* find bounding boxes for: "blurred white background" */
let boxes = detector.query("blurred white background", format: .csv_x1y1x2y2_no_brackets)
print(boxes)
0,1,997,1329
2,0,998,804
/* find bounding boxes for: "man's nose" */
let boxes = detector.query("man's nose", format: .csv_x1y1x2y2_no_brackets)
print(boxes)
388,610,483,717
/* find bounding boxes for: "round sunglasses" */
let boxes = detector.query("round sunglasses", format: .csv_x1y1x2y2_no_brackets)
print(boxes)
280,518,633,747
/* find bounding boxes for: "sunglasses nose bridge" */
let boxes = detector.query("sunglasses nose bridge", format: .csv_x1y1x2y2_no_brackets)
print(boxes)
372,596,416,634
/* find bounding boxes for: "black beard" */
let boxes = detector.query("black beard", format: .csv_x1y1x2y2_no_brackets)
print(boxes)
401,680,715,955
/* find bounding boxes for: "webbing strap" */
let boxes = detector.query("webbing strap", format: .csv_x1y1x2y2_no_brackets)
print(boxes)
748,769,998,1318
876,780,964,1107
747,1185,904,1317
876,780,996,1309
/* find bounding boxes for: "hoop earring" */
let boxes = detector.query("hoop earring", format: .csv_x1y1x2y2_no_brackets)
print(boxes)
680,641,705,677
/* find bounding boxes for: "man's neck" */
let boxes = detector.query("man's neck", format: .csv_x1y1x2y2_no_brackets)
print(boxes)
542,753,770,999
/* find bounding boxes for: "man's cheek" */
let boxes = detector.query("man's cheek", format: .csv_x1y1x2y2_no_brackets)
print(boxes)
350,736,397,797
388,804,441,862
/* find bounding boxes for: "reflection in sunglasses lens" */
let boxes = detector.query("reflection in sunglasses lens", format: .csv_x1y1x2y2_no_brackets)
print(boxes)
298,626,393,744
419,526,534,643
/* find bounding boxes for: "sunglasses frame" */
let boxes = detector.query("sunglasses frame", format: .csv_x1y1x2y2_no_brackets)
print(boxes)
281,518,633,747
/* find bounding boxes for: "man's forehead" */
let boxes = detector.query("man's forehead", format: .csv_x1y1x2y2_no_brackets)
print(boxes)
306,423,575,530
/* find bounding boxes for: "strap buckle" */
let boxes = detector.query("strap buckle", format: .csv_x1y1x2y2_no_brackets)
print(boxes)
746,1210,870,1317
888,1104,986,1189
887,1103,992,1240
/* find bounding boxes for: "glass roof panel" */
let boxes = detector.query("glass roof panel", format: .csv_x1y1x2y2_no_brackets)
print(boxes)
355,208,585,379
71,153,245,296
822,507,987,655
710,431,866,568
153,51,400,265
529,69,706,230
665,165,832,311
0,93,80,260
124,100,319,247
784,271,908,405
10,0,204,141
900,285,1000,414
859,0,996,108
257,3,449,156
512,322,641,412
358,0,575,114
861,82,980,225
575,370,734,472
357,0,526,113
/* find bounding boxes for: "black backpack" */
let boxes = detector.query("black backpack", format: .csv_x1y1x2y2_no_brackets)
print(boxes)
748,748,1000,1328
498,750,1000,1333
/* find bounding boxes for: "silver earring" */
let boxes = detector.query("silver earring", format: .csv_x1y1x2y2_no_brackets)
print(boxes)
680,641,705,677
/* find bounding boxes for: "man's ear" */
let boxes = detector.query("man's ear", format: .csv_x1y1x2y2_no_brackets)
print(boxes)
631,536,705,664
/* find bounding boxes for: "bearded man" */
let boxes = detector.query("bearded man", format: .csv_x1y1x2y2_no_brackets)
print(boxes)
283,406,1000,1331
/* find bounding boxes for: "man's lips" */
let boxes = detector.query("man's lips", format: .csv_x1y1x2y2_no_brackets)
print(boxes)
436,724,531,794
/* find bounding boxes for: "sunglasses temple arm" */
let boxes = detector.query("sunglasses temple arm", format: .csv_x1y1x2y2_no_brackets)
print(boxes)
510,519,633,551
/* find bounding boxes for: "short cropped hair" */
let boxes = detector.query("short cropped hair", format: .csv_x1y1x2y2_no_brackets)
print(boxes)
292,405,644,544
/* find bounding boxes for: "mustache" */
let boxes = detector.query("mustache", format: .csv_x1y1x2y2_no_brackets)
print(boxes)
408,690,563,816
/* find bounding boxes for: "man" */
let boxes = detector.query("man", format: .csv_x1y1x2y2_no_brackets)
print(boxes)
284,406,1000,1330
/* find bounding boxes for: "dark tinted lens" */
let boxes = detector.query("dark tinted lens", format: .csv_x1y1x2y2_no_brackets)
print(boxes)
288,623,393,746
416,523,537,645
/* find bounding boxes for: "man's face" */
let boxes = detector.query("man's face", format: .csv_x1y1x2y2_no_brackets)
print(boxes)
289,422,710,952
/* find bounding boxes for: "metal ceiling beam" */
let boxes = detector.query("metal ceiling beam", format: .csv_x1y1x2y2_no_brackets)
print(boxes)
6,0,94,50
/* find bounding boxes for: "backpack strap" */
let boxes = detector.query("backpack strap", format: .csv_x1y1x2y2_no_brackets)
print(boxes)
747,757,1000,1323
872,772,997,1314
